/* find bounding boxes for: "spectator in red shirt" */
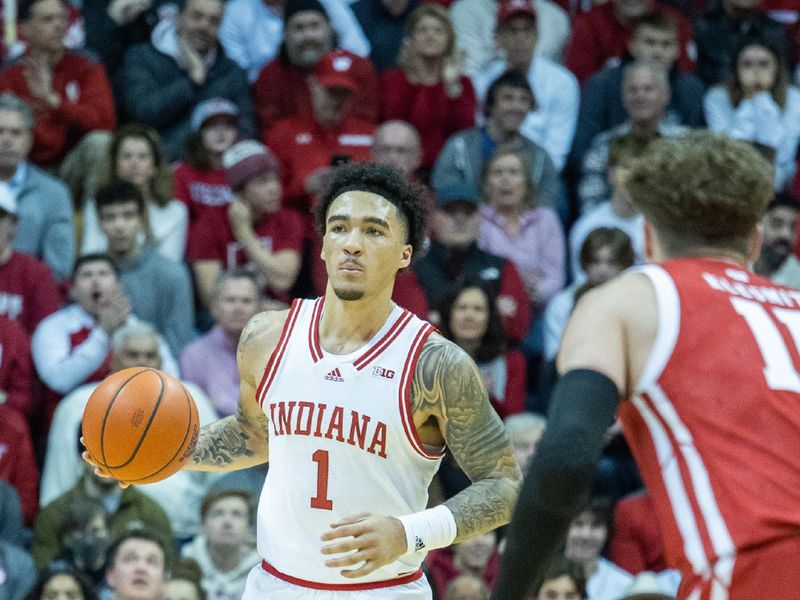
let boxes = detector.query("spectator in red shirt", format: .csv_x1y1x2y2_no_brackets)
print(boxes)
188,140,304,308
0,403,38,526
252,0,379,135
175,98,240,245
265,50,375,222
381,4,476,172
0,183,60,335
0,0,116,167
426,532,499,598
0,314,35,423
565,0,696,83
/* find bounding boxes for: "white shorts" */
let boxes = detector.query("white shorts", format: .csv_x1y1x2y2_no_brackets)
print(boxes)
241,564,433,600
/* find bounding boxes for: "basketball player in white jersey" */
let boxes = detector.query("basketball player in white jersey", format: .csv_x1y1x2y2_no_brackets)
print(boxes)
175,163,522,598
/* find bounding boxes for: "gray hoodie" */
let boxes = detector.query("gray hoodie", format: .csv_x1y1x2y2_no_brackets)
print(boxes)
182,535,261,600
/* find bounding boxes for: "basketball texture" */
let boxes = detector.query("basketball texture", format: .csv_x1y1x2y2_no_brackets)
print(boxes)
82,367,200,484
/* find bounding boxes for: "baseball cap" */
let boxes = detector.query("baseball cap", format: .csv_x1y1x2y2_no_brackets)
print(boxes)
190,98,240,132
284,0,329,24
315,51,358,92
223,140,280,191
0,183,17,215
619,572,674,600
497,0,537,25
435,184,479,209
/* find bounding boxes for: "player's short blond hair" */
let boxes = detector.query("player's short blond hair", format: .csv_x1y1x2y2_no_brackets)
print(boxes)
624,132,774,256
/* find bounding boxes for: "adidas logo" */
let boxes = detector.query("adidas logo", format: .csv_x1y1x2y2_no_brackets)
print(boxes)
324,368,344,382
414,536,425,551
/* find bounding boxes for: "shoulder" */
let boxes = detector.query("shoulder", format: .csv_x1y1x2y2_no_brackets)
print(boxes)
413,332,479,386
381,68,406,83
237,308,293,368
62,48,103,68
23,166,70,198
533,56,577,88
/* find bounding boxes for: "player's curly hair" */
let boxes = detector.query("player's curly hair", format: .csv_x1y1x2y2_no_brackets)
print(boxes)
624,131,773,256
314,163,429,261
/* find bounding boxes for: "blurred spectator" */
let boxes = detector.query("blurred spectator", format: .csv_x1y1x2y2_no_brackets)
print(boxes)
427,533,499,598
704,38,800,190
535,557,588,600
181,490,259,600
0,404,38,526
0,181,59,335
0,94,74,280
352,0,420,72
174,98,240,241
180,270,261,416
571,14,705,172
578,61,688,213
570,134,647,282
754,192,800,286
544,227,634,362
414,184,530,343
25,561,97,600
565,497,633,600
164,558,205,600
96,180,194,355
189,140,303,308
443,573,489,600
693,0,793,87
479,147,565,310
0,0,116,167
121,0,255,161
451,0,571,73
0,482,24,547
265,50,374,219
565,0,695,83
380,4,476,171
0,540,35,600
439,282,527,419
31,253,178,400
252,0,378,133
104,529,169,600
471,0,579,173
0,301,36,422
433,71,559,211
52,499,111,586
504,412,546,472
32,456,173,570
82,125,188,263
40,322,219,542
221,0,370,83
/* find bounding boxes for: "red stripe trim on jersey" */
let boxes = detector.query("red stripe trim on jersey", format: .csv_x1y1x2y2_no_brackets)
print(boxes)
308,297,325,362
261,561,423,590
256,299,304,407
354,309,413,371
399,324,444,460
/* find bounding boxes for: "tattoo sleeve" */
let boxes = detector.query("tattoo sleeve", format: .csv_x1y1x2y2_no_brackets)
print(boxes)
187,314,271,472
411,337,522,541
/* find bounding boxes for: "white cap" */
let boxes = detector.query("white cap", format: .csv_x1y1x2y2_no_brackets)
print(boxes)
619,572,675,600
0,183,17,215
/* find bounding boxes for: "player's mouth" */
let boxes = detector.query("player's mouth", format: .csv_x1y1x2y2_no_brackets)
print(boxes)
339,261,363,272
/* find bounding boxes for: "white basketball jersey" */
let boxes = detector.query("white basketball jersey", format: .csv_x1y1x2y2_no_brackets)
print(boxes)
255,297,444,588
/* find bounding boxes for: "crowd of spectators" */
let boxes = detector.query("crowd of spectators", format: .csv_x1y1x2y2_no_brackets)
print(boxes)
0,0,798,596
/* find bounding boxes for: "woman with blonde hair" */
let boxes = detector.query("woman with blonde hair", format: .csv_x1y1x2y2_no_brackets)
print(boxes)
380,4,476,174
81,124,188,262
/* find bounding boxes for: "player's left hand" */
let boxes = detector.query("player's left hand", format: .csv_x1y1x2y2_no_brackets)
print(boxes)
320,512,407,578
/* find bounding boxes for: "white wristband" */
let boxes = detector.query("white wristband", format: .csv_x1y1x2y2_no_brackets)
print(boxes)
397,505,457,555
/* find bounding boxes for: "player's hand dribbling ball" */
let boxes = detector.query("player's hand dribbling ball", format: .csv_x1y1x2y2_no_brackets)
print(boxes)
82,367,199,484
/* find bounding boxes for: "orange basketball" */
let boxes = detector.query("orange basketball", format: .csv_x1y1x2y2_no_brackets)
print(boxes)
82,367,200,484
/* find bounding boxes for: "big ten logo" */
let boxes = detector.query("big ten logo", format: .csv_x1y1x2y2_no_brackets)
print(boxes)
372,366,395,380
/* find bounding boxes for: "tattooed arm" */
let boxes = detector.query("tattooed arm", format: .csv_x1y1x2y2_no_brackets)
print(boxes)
413,334,523,541
184,310,285,472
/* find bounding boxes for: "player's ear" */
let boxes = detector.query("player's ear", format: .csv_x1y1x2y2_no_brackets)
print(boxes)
399,244,412,269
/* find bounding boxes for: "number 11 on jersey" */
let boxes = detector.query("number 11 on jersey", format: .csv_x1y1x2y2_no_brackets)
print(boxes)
311,449,333,510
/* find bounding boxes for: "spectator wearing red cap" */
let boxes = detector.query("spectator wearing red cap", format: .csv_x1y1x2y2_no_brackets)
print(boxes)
175,98,240,247
251,0,378,134
188,140,304,307
564,0,696,83
265,50,374,225
380,4,476,172
471,0,578,173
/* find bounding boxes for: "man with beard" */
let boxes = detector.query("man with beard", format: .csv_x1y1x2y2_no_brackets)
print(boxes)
754,192,800,287
252,0,378,135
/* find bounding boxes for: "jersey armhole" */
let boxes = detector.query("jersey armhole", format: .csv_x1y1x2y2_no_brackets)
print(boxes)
256,299,305,407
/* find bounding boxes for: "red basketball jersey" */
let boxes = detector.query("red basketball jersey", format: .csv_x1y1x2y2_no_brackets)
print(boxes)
620,259,800,599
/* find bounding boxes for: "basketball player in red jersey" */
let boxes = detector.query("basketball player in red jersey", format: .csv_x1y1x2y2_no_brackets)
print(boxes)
172,163,519,597
492,132,800,600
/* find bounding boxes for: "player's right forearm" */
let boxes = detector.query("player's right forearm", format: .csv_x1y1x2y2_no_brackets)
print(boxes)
185,414,269,472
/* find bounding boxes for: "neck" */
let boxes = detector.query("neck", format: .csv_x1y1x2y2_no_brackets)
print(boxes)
455,338,479,357
485,120,519,144
0,164,18,182
583,558,599,578
29,45,64,65
206,541,242,572
223,327,242,346
209,152,223,170
610,194,636,218
414,56,444,84
83,476,121,500
0,246,11,265
319,286,395,354
507,55,531,73
630,117,661,136
109,242,141,263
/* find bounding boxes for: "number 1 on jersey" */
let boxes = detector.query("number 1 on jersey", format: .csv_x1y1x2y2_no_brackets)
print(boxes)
311,449,333,510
